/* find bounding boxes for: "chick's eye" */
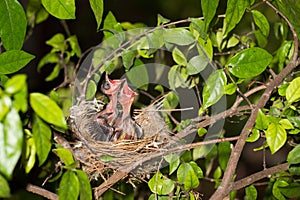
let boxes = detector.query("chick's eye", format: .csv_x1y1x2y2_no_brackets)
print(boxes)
103,81,110,90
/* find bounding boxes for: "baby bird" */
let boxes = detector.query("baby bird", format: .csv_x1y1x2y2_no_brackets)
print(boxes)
115,81,144,140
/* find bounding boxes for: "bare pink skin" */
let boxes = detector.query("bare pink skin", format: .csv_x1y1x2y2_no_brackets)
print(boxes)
97,74,125,117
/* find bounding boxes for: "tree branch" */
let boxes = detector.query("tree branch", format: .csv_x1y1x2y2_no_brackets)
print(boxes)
231,163,289,191
210,0,299,198
26,184,58,200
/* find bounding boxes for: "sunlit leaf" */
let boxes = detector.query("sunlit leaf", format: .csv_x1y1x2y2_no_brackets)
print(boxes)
279,119,294,129
228,47,273,78
255,109,269,130
76,170,92,200
157,14,170,26
0,96,11,121
252,10,270,36
41,0,75,19
67,35,81,57
0,174,10,198
164,153,180,175
4,74,27,94
287,144,300,165
58,171,80,200
227,36,240,48
126,59,148,89
0,0,27,50
172,47,187,66
286,77,300,103
85,80,97,100
121,50,136,69
186,54,208,75
0,108,23,179
223,0,250,37
46,33,65,52
189,161,204,178
246,128,260,142
177,163,199,191
225,83,237,95
245,185,257,200
0,50,35,74
148,172,175,195
265,123,287,154
163,28,195,46
201,70,226,111
30,93,67,129
218,142,231,171
32,114,52,166
272,180,289,200
201,0,220,32
53,147,74,166
89,0,103,30
23,130,36,174
168,65,188,90
45,64,61,82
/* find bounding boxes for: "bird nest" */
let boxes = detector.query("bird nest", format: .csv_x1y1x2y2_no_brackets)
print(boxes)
69,96,180,180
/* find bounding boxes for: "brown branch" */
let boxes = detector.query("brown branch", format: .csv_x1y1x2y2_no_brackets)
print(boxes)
231,163,289,191
26,184,58,200
210,0,299,198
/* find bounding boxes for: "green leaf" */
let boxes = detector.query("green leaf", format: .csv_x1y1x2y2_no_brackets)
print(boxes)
89,0,103,30
225,83,237,95
252,10,270,36
201,0,220,32
164,153,180,175
0,96,11,122
279,119,294,129
186,54,208,75
41,0,75,19
157,14,170,26
67,35,81,57
177,163,199,191
255,109,269,130
148,172,175,195
172,47,187,66
58,171,80,200
223,0,250,37
23,129,36,173
163,28,195,46
227,36,240,48
228,47,273,78
245,185,257,200
121,50,136,69
246,128,260,142
0,0,27,50
279,182,300,199
53,147,74,166
0,174,10,198
126,59,149,89
254,30,268,47
85,80,97,100
189,161,204,178
0,108,23,179
45,64,61,82
32,114,52,166
265,123,287,154
76,170,92,200
0,50,35,74
272,180,289,200
46,33,65,51
287,144,300,165
201,70,226,111
4,74,26,94
30,93,67,129
218,142,231,171
168,65,188,90
286,77,300,103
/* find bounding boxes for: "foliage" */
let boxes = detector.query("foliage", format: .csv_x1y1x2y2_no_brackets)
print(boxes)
0,0,300,199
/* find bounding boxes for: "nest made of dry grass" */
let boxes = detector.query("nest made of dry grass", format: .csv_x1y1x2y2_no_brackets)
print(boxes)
69,97,178,179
